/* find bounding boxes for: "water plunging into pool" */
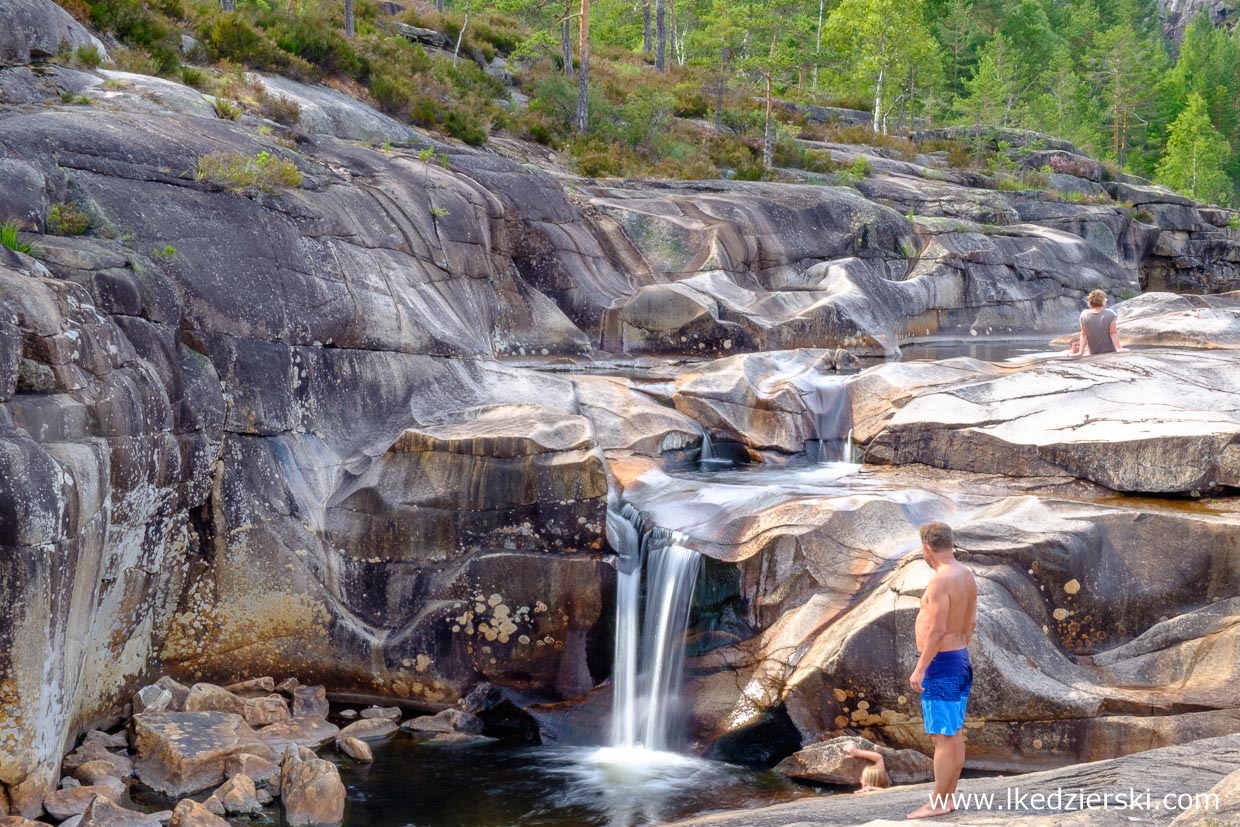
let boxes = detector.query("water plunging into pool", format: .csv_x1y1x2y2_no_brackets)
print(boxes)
607,503,703,753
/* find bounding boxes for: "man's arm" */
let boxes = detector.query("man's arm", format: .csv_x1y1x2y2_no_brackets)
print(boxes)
843,742,885,766
910,579,949,691
1077,322,1089,356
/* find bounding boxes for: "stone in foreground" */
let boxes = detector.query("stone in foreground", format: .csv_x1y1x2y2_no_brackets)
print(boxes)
131,713,276,796
775,736,933,785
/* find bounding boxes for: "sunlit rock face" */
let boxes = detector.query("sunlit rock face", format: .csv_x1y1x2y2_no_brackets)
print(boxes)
861,350,1240,493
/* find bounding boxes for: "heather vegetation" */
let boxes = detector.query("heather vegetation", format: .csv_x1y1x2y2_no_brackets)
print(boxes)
58,0,1240,203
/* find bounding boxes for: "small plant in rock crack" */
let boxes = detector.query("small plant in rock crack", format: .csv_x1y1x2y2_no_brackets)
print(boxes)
1,222,33,254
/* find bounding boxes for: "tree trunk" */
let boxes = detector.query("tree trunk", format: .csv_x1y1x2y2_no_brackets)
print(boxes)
714,47,729,133
873,64,884,133
655,0,666,71
219,0,236,10
643,0,651,55
344,0,354,38
764,72,774,170
812,0,823,93
667,0,677,67
454,11,468,61
577,0,590,134
562,18,574,77
435,0,444,10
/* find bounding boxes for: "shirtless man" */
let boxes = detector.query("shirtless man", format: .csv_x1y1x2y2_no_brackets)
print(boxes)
907,521,977,820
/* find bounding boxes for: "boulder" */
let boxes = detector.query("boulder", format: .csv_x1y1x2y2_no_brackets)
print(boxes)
1,0,108,66
359,706,401,721
155,678,191,712
42,786,121,820
223,754,279,787
863,350,1240,493
256,717,340,752
243,695,291,727
131,712,276,797
248,74,419,145
167,800,230,827
72,761,123,785
183,684,247,716
336,719,397,741
213,774,260,814
400,709,484,735
774,736,933,785
225,677,276,696
570,375,702,456
61,744,133,777
81,733,128,751
291,687,329,719
280,751,345,827
1110,291,1240,349
336,738,372,762
77,798,161,827
133,686,173,715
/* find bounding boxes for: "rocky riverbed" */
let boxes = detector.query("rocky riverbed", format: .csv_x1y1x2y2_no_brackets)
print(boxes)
2,1,1240,824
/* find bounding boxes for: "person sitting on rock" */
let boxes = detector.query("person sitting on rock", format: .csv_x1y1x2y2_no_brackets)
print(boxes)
1078,289,1126,355
843,741,891,793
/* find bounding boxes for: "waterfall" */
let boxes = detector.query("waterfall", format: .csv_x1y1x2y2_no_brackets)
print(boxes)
800,373,853,463
606,504,703,753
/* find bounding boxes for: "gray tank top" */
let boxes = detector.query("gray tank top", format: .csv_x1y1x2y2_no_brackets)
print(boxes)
1080,308,1117,354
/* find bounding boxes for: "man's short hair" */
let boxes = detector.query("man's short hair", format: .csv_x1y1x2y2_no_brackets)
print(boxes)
920,522,954,552
1087,289,1107,308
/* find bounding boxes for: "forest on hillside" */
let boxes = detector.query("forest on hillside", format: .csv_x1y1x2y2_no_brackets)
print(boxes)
63,0,1240,205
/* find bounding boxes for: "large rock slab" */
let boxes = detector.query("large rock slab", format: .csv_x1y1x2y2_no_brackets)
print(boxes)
1110,291,1240,349
667,732,1240,826
863,350,1240,493
131,713,276,797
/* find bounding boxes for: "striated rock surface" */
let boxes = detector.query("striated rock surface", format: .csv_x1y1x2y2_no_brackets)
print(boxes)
862,350,1240,493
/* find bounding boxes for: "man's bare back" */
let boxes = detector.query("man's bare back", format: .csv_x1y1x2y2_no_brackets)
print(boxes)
915,563,977,656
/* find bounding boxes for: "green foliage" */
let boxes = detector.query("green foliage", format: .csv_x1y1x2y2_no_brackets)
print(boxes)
47,203,91,236
1,223,32,255
152,244,177,258
196,150,302,194
74,43,104,68
213,97,242,120
87,0,181,73
59,91,92,105
1156,92,1232,205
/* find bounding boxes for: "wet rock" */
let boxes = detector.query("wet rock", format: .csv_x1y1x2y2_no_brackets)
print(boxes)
863,350,1240,492
336,719,397,741
570,375,702,456
400,709,484,735
77,798,161,827
214,774,260,814
337,710,358,720
291,687,329,719
42,786,122,820
336,738,373,762
774,736,933,785
255,717,340,752
131,712,276,796
280,749,345,827
243,695,291,727
184,684,247,716
167,799,230,827
359,706,402,721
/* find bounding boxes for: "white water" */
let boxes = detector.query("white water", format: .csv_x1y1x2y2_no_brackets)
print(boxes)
800,372,853,463
605,504,703,753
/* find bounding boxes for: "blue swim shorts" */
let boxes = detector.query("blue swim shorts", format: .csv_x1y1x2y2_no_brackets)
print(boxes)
920,648,972,736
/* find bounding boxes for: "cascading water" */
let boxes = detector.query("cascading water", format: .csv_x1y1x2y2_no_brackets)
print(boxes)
799,372,853,463
606,503,703,753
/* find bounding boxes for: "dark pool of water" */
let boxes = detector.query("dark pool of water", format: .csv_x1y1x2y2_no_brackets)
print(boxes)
329,739,818,827
892,338,1056,362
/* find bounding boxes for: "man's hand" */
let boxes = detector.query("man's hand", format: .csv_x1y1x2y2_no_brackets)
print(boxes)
909,667,925,692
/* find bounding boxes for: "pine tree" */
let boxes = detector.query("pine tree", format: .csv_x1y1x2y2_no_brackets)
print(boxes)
1156,92,1233,204
956,34,1021,128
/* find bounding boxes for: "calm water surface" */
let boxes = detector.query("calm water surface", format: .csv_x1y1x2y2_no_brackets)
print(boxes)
331,738,817,827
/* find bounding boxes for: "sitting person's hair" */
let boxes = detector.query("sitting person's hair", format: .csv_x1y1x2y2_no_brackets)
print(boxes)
861,764,891,789
1088,289,1107,308
919,521,954,552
